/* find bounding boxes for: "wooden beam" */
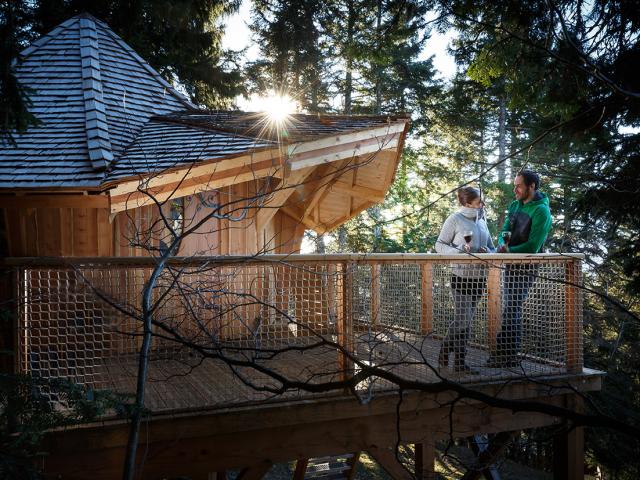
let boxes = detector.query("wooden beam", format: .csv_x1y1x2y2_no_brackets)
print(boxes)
330,183,386,203
415,442,436,480
0,194,109,209
292,459,309,480
317,200,376,233
255,167,316,232
554,395,585,480
107,148,283,197
109,159,283,214
37,378,604,480
462,432,515,480
280,205,318,231
287,122,407,157
290,139,400,173
302,158,353,218
367,446,413,480
346,452,361,480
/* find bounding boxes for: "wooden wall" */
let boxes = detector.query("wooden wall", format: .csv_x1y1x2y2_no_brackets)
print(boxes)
1,180,304,258
3,206,113,257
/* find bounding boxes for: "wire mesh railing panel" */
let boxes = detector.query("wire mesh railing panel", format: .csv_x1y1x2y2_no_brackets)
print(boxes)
351,264,372,325
19,267,125,391
379,264,422,333
520,263,566,363
13,254,584,412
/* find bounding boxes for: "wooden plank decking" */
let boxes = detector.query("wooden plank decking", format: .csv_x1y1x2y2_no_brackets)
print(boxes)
94,333,565,414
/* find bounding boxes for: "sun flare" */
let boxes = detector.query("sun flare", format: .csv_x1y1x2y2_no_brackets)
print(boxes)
250,92,298,121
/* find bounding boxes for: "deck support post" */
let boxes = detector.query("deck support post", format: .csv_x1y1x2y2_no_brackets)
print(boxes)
462,431,515,480
414,441,436,480
293,459,309,480
367,446,413,480
553,394,584,480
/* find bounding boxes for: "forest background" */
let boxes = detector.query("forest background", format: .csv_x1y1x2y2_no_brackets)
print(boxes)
2,0,639,478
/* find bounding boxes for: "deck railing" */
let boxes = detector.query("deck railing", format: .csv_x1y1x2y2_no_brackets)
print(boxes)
6,253,584,411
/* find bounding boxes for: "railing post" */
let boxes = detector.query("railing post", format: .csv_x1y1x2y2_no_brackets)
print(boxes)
371,263,381,329
420,263,433,335
487,263,502,353
564,259,582,374
1,266,21,374
336,262,353,385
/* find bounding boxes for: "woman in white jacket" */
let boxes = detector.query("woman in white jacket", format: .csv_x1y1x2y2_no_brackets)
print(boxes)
435,187,494,372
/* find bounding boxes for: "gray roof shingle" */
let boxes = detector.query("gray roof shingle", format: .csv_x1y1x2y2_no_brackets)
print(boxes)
104,119,274,182
0,14,407,191
0,13,192,189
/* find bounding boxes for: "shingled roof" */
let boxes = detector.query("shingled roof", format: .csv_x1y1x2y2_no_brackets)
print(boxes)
0,14,407,192
0,13,192,189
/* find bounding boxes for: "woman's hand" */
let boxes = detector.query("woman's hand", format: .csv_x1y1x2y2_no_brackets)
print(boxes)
463,244,471,253
478,246,488,253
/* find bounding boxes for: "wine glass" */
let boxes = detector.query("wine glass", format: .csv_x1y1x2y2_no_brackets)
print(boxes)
463,230,473,249
501,231,511,245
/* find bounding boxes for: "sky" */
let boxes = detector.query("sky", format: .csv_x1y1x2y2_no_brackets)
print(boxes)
221,1,457,112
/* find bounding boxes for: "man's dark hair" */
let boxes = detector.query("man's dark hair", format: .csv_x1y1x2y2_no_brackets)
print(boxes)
517,169,541,190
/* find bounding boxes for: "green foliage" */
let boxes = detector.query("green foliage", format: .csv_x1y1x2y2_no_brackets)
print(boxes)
0,374,129,479
248,0,441,117
0,1,39,145
248,0,330,112
3,0,243,113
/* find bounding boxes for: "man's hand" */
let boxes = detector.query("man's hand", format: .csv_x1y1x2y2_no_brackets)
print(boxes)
497,244,509,253
478,246,488,253
463,244,471,253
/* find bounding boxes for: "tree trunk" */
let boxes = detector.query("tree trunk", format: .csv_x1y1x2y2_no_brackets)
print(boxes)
497,94,507,183
344,0,355,115
375,0,383,114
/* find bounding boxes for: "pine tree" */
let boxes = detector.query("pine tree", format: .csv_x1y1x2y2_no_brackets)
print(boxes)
7,0,243,110
0,0,39,145
248,0,330,112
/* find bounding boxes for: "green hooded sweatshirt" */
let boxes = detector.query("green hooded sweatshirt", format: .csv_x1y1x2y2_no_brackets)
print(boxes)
498,191,552,253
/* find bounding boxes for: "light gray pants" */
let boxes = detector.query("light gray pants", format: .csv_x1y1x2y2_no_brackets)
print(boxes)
442,289,481,358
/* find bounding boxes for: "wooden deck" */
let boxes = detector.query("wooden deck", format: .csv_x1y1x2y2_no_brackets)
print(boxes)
96,333,565,414
6,254,594,479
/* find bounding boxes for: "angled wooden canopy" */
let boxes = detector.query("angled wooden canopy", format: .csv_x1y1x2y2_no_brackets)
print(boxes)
106,120,409,234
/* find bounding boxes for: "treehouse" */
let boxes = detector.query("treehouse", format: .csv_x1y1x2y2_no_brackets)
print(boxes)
0,14,602,480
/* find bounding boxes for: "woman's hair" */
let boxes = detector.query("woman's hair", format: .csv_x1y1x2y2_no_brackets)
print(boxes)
457,186,481,206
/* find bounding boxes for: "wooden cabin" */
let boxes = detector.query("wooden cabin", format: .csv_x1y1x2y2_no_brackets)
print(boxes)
0,14,602,480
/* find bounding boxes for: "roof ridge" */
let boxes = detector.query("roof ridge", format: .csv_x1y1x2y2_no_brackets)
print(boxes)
93,18,195,111
79,16,113,171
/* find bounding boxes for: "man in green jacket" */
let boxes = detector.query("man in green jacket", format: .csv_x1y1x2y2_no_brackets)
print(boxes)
488,169,552,368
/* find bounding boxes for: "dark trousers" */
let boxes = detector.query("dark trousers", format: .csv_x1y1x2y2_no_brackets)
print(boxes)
495,264,537,360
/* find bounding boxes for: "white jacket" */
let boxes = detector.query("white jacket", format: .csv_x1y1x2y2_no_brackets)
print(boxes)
435,208,495,278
